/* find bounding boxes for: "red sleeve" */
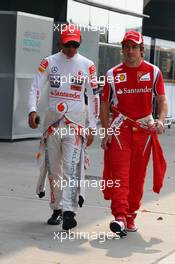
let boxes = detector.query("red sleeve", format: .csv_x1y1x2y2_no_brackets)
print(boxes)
154,70,165,95
101,76,111,102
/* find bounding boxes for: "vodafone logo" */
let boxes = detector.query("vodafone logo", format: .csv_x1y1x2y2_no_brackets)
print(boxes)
56,102,68,113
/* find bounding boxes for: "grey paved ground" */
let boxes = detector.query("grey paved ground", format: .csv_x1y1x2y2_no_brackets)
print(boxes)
0,125,175,264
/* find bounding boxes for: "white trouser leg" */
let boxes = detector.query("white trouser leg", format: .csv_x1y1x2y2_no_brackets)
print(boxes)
46,119,82,212
61,123,82,212
46,132,63,210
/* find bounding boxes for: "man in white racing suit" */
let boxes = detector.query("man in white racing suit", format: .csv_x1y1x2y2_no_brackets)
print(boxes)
28,24,99,230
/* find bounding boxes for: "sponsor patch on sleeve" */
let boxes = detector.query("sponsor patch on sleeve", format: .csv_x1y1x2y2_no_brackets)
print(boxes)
90,75,98,88
38,59,49,73
89,64,96,75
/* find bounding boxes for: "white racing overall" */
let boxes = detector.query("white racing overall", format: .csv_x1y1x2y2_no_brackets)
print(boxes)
28,51,99,212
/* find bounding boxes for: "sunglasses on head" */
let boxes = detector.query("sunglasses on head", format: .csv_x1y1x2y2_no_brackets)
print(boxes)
63,41,80,48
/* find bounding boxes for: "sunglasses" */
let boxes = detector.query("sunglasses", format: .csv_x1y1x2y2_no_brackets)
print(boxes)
63,41,80,48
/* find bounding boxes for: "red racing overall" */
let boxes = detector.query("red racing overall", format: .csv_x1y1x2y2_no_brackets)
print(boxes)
101,60,166,218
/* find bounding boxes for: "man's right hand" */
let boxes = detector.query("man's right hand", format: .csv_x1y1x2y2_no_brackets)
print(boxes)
101,135,112,150
28,112,39,129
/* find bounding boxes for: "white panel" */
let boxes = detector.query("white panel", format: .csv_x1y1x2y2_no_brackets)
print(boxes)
13,12,53,138
15,12,53,75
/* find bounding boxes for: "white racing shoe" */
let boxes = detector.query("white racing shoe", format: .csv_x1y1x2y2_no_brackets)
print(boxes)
110,215,127,237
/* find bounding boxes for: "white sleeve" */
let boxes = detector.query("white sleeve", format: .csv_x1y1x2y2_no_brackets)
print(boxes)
86,63,100,129
28,59,49,113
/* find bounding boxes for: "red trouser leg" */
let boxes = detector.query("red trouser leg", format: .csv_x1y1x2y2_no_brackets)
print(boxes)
109,127,132,218
128,131,152,213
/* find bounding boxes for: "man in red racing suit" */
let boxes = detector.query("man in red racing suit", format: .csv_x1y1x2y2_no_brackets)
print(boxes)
100,30,168,237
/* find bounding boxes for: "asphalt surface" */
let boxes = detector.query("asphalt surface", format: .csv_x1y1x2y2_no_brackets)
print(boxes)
0,125,175,264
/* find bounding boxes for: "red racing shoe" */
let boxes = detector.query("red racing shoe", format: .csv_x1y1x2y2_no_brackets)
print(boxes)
126,213,138,232
110,215,127,237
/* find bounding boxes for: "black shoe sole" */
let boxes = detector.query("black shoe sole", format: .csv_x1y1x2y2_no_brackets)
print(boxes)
62,219,77,230
110,221,127,237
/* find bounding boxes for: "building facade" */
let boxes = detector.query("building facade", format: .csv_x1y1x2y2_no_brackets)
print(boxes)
0,0,145,75
67,0,145,75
